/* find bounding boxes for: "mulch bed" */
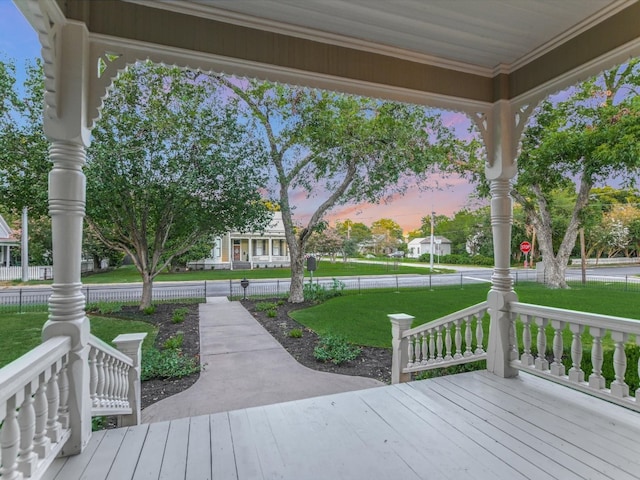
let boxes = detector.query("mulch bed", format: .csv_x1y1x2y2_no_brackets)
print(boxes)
241,299,392,384
97,297,392,414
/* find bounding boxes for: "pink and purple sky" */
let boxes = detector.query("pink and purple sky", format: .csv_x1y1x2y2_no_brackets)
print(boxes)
0,2,478,233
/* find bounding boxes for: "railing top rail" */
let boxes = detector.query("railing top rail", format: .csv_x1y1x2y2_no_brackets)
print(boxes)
0,335,71,405
88,334,134,366
511,301,640,335
403,301,488,337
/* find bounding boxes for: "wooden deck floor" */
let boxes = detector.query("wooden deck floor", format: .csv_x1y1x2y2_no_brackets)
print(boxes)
43,371,640,480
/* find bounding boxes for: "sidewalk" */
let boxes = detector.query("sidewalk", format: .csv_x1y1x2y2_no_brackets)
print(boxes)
141,298,383,423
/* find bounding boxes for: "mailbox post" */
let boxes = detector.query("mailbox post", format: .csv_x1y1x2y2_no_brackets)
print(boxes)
306,255,317,283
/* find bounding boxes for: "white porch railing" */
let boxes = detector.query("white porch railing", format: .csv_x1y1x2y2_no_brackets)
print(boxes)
510,302,640,412
0,333,145,479
390,302,489,383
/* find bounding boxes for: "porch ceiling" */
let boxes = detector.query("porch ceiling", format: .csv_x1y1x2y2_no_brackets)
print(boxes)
49,0,640,108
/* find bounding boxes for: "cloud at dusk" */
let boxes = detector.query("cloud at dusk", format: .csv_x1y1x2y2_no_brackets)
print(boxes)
291,174,484,233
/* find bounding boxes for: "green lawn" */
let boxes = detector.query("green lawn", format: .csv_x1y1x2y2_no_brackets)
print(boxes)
0,313,157,368
18,262,452,285
290,283,640,348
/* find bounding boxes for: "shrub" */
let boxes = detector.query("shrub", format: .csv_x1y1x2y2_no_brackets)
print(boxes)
313,334,361,365
143,305,156,315
88,302,122,315
303,279,345,303
141,347,200,380
163,332,184,350
266,309,277,318
256,301,278,312
172,307,189,324
289,328,303,338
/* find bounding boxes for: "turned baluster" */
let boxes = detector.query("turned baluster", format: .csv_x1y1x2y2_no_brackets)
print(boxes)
407,335,415,367
464,317,473,357
96,351,106,407
421,333,429,365
436,326,444,362
474,315,484,355
588,327,605,389
58,363,69,429
568,324,585,383
534,318,549,370
103,353,113,408
33,376,51,458
454,319,462,359
17,384,38,476
109,356,118,407
89,347,99,407
115,360,124,407
46,366,62,442
444,324,453,361
610,331,629,398
429,331,436,363
121,361,129,407
509,316,518,361
550,320,566,376
520,315,533,366
1,396,20,480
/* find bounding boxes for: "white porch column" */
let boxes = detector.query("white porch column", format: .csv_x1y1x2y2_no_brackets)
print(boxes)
269,238,273,263
40,21,93,455
5,246,10,267
484,100,520,379
248,238,253,267
229,237,234,270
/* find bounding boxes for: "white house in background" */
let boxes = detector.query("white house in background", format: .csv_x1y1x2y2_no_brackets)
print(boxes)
0,214,18,267
407,236,452,259
188,212,290,270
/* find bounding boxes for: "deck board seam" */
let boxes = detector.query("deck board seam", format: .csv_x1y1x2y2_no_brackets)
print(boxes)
421,376,626,480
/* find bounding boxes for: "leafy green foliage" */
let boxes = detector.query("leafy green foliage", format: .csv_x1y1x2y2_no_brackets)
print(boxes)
141,347,200,380
88,302,123,315
303,279,345,302
510,62,640,287
162,333,184,350
313,334,361,365
86,62,272,309
288,329,303,338
171,307,189,324
0,60,49,217
143,305,156,315
211,77,460,302
418,253,494,266
256,302,278,312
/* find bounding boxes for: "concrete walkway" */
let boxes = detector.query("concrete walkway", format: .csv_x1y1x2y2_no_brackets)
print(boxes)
141,298,384,423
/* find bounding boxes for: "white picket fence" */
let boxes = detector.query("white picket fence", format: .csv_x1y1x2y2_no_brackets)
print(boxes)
0,266,53,281
0,263,96,282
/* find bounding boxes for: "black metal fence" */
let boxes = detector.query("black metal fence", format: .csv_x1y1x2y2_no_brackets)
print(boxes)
1,270,637,314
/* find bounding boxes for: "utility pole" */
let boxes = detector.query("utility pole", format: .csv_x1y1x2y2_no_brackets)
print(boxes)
430,210,435,272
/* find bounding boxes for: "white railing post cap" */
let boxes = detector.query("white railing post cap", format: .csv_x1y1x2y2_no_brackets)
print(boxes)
388,313,414,327
113,333,147,356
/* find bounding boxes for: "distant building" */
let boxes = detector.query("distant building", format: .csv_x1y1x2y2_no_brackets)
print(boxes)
188,212,290,270
407,236,452,259
0,214,19,267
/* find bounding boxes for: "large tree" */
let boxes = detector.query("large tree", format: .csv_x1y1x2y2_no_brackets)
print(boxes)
0,59,50,274
511,62,640,287
213,78,457,301
87,63,271,308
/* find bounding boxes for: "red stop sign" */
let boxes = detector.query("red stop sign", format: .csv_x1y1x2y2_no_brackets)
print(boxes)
520,241,531,253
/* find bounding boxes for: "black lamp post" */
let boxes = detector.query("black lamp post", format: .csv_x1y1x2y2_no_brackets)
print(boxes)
240,278,249,300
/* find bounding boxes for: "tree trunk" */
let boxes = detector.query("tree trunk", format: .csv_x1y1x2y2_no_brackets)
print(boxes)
289,250,305,303
140,271,153,310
